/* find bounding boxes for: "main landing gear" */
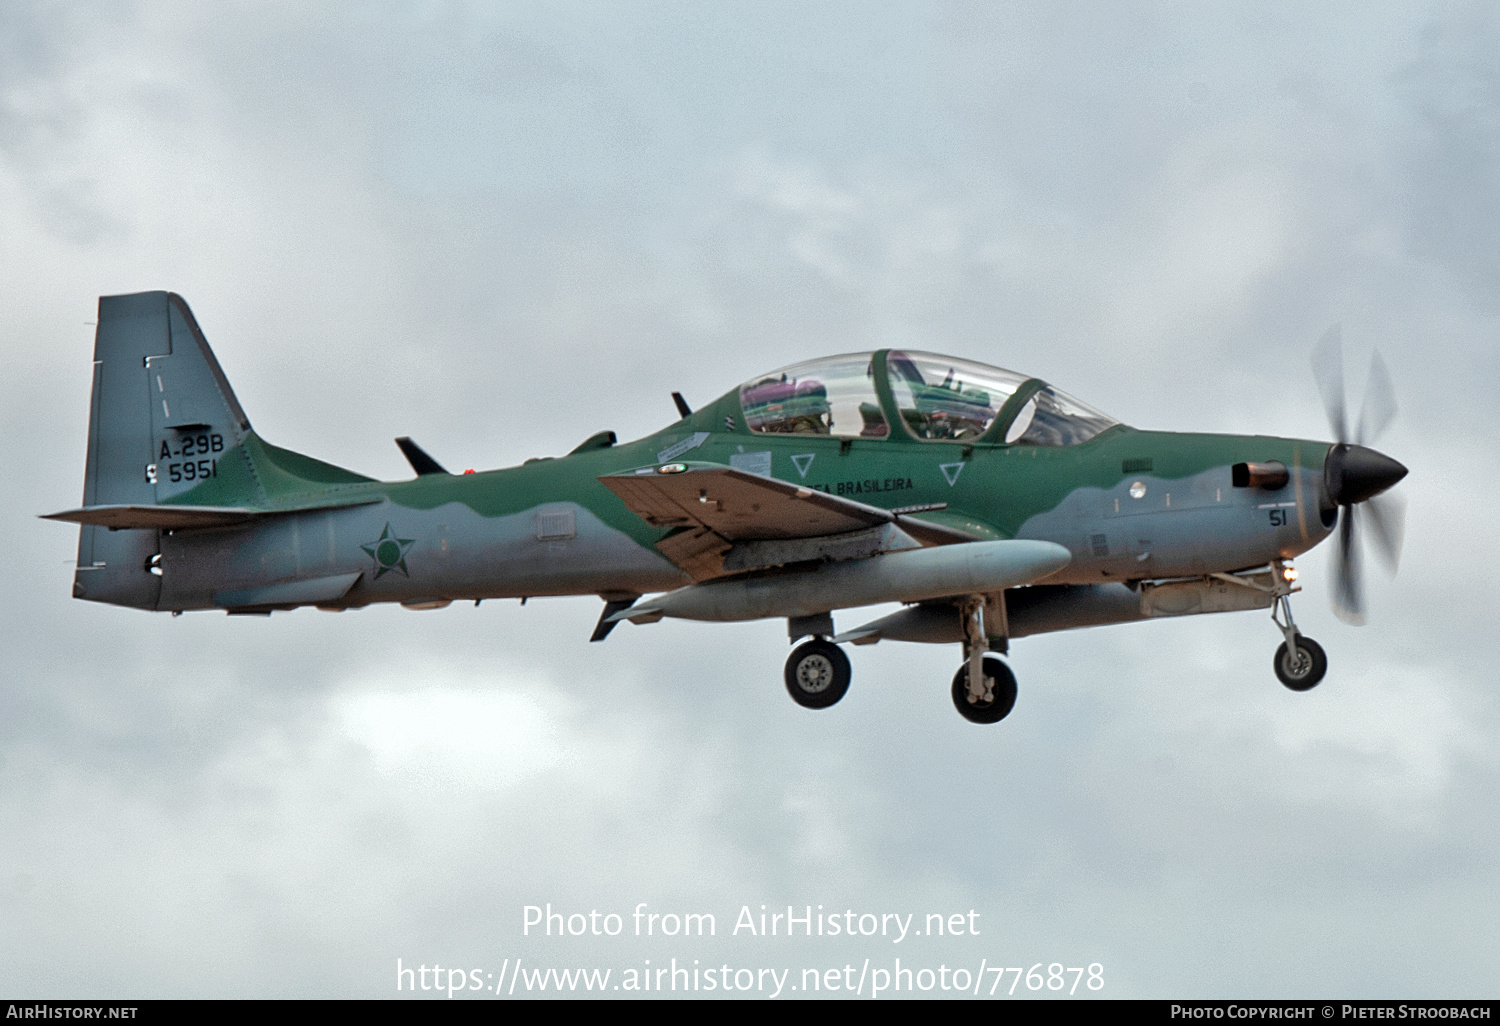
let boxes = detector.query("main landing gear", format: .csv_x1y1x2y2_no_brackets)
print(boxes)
781,598,1021,724
784,639,851,709
951,657,1018,724
1270,560,1327,692
952,595,1017,724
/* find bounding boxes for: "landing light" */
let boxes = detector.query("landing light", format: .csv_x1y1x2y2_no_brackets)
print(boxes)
1283,566,1298,582
1129,481,1146,499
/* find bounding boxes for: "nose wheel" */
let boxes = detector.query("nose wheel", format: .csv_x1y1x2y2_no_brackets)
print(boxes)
1274,636,1327,691
784,639,851,709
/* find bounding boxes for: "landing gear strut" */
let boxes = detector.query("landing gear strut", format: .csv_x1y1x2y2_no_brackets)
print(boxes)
951,595,1018,724
784,639,851,709
951,657,1017,724
1270,560,1327,691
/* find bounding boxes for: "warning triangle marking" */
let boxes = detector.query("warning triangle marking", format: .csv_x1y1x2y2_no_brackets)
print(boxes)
790,453,816,479
939,462,966,486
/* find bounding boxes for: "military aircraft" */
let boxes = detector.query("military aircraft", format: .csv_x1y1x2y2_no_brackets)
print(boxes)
45,292,1408,724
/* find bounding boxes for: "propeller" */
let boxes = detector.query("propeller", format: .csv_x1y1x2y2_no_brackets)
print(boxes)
1310,325,1408,625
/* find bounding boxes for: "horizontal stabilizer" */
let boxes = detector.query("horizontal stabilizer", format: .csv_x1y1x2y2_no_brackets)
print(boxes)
42,496,382,531
395,436,449,476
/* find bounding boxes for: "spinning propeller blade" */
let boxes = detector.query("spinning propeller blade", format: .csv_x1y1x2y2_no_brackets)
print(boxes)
1332,505,1365,626
1312,324,1348,443
1311,326,1407,624
1363,491,1406,574
1357,350,1398,446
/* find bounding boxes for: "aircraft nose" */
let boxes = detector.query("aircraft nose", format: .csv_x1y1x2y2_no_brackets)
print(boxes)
1324,443,1408,506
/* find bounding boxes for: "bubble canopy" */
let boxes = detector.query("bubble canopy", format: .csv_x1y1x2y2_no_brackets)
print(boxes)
737,350,1119,446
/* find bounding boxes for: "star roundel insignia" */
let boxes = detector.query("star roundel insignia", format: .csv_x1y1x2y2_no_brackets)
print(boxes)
361,523,415,579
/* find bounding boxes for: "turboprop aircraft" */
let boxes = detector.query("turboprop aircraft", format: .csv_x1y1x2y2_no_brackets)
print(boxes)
45,292,1408,724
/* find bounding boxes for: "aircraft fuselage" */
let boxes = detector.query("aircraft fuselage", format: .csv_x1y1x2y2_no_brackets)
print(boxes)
145,422,1332,614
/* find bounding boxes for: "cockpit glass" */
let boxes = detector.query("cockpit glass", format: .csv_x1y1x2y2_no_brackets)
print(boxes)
740,354,889,438
1006,385,1118,446
887,351,1029,441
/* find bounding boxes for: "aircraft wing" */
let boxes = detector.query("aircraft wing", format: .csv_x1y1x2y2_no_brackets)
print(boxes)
599,462,975,580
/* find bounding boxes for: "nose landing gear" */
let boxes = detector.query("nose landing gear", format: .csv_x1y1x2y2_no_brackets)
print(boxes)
1274,635,1327,690
1270,560,1327,691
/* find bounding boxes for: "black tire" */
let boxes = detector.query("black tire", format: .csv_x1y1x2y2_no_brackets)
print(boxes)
1274,636,1327,691
951,656,1018,724
784,640,851,709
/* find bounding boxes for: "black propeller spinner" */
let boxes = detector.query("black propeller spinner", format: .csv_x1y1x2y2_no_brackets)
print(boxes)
1311,325,1409,625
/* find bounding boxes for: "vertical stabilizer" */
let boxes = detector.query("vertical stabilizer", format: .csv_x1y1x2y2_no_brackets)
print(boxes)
74,291,253,609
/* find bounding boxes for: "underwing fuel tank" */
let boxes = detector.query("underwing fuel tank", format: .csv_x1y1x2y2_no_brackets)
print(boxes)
621,539,1071,623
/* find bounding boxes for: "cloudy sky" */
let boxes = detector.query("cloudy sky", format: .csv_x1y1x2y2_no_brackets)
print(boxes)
3,0,1497,999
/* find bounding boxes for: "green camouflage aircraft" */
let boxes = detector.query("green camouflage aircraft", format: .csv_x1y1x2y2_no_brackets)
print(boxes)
45,292,1408,724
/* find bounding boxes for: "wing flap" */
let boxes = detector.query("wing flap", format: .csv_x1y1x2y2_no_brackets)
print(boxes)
655,527,733,581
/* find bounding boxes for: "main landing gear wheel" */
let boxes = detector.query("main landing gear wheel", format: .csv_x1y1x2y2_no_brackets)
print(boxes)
784,640,851,709
1274,636,1327,691
951,656,1018,724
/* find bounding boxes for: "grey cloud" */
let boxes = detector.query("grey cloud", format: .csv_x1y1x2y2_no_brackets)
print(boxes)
1398,3,1500,305
1,0,1496,998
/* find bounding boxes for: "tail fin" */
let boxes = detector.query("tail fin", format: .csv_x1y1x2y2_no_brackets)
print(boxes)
69,291,371,609
83,291,252,510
